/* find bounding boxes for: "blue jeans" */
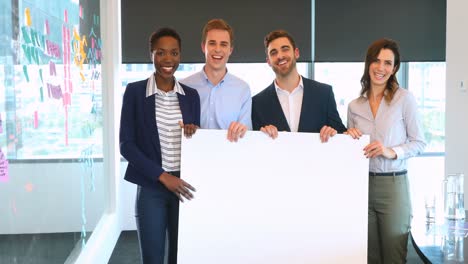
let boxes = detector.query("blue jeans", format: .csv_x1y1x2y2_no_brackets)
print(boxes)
135,172,180,264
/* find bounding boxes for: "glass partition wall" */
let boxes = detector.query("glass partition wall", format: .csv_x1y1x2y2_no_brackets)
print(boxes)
0,0,106,263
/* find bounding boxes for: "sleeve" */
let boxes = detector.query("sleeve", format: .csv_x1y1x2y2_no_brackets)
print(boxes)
237,85,253,130
327,86,347,133
392,92,427,160
251,95,263,131
347,103,355,128
193,90,201,127
119,84,164,183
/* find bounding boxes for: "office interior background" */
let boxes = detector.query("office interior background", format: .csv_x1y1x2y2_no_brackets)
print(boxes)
0,0,466,263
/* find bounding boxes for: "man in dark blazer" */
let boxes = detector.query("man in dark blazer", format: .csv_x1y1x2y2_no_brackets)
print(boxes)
252,30,346,141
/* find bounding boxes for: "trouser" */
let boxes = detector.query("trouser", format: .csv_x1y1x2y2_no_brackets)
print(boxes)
135,172,180,264
368,174,412,264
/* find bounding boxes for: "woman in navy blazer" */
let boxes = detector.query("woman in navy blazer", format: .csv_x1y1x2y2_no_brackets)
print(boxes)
119,28,200,264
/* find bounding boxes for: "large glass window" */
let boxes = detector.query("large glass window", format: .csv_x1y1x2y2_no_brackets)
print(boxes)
314,63,365,123
0,1,106,263
0,2,103,160
408,62,446,153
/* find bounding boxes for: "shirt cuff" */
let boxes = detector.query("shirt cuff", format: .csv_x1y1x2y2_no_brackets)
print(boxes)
392,146,405,160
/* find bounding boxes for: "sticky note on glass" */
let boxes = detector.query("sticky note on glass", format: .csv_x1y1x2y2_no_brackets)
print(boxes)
25,8,32,27
0,149,9,183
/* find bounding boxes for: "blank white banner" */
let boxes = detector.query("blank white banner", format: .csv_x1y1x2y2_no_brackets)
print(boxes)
179,130,369,264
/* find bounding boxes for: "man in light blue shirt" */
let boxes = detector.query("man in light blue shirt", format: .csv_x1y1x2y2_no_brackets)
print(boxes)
181,19,251,142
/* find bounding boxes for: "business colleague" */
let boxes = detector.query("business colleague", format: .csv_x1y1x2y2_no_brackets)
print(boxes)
252,29,346,141
181,18,251,142
119,28,200,264
345,38,426,263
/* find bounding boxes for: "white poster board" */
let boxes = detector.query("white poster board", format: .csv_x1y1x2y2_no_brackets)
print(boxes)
179,130,369,264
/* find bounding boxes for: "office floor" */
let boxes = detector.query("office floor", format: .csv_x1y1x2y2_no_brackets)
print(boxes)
108,230,424,264
0,231,424,263
0,232,82,264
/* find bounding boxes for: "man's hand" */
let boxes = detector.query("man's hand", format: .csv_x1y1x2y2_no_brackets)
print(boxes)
260,125,278,139
344,128,362,139
159,172,196,202
179,121,199,138
319,125,337,143
227,121,247,142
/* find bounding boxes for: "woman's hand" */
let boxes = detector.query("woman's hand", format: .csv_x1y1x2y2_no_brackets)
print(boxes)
344,128,362,139
364,141,397,159
159,172,196,202
179,121,198,138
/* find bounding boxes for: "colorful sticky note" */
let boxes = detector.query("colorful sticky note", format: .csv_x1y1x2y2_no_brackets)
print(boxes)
39,86,44,102
45,20,50,35
32,47,40,64
34,110,38,129
25,8,32,27
25,182,34,192
49,60,56,76
23,65,30,82
38,68,43,83
21,26,31,44
64,10,68,23
0,149,9,183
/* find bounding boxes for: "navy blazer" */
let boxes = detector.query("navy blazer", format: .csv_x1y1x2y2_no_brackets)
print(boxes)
252,77,346,133
120,79,200,190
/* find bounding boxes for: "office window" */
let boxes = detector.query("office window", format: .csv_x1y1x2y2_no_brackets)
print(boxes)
1,1,103,160
0,1,106,263
408,62,446,153
314,63,365,122
120,63,309,97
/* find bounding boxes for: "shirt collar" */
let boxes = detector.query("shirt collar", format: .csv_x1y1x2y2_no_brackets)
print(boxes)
274,75,304,94
201,66,229,85
362,88,389,99
146,73,185,97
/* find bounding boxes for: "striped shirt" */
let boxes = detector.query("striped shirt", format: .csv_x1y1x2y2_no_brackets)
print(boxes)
146,74,185,172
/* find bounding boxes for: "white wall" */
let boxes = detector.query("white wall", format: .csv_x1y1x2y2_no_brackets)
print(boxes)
119,161,137,230
446,0,468,206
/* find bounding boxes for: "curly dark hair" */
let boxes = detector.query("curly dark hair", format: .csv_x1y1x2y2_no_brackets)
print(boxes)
149,27,181,54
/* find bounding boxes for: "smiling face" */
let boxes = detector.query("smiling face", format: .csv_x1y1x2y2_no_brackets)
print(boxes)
202,29,233,72
368,48,395,89
266,37,299,78
152,36,180,81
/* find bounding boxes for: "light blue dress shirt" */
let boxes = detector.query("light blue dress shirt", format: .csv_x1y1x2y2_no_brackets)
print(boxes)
347,88,426,173
181,69,252,130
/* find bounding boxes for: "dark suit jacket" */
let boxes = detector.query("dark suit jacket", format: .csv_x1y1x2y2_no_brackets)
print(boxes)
119,79,200,190
252,77,346,133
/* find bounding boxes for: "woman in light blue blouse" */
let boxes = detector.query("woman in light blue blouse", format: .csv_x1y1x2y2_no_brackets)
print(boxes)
345,38,426,264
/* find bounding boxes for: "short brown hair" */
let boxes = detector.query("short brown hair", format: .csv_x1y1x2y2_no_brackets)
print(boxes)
201,19,234,46
360,38,401,103
264,30,297,54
